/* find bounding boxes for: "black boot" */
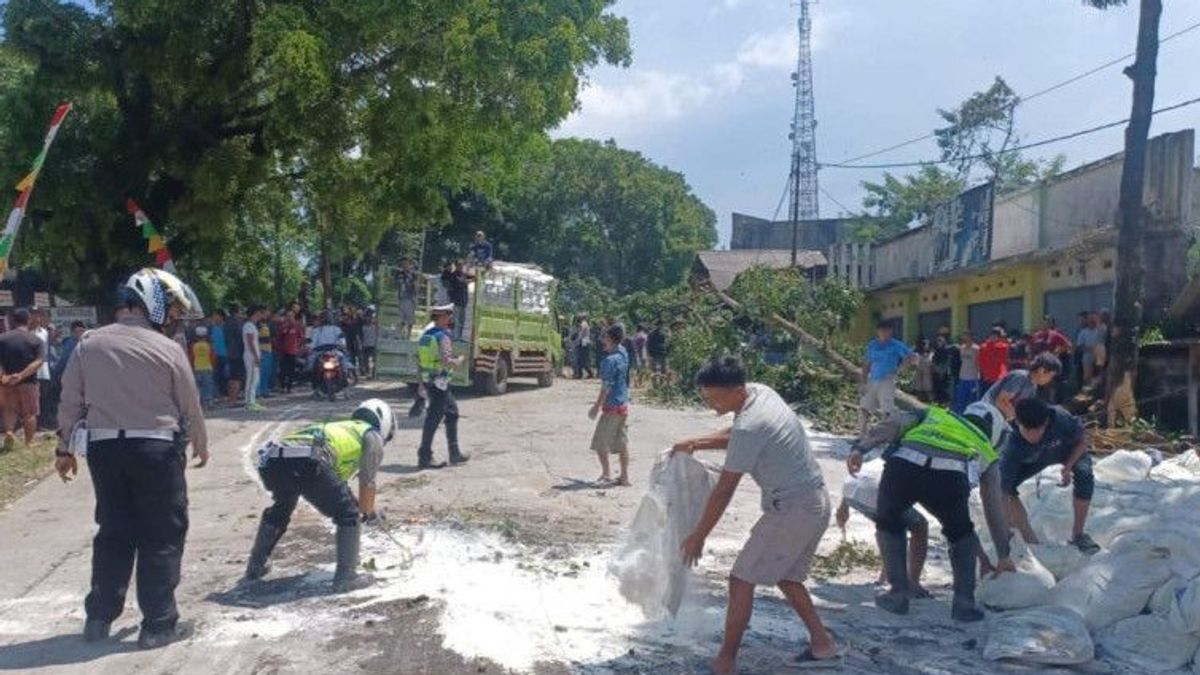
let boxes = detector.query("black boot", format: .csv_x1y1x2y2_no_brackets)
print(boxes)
83,618,111,643
445,416,469,465
332,524,371,593
243,520,285,582
950,534,985,622
137,621,194,650
874,530,910,615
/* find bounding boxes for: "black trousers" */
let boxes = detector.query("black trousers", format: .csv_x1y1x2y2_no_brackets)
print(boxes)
280,354,299,392
417,385,459,463
259,456,359,529
85,438,188,632
875,454,974,544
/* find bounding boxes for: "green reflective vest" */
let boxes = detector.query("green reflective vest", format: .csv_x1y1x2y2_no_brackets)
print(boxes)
282,420,372,482
901,407,999,465
418,326,452,383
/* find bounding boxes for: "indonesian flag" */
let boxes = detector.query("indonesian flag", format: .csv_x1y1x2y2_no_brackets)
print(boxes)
0,103,72,272
126,198,178,274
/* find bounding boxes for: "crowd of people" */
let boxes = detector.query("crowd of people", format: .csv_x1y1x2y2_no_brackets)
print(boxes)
175,303,380,411
568,315,669,386
0,307,89,449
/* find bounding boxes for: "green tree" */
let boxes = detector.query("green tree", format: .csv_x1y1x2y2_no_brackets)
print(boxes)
857,165,965,240
0,0,630,308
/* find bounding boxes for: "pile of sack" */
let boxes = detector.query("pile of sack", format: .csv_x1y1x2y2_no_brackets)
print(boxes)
976,450,1200,671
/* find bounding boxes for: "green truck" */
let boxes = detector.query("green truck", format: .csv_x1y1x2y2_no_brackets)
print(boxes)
376,261,561,394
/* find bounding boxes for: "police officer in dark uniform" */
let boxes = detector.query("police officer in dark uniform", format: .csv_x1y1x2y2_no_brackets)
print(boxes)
416,304,470,469
243,399,394,592
56,268,208,649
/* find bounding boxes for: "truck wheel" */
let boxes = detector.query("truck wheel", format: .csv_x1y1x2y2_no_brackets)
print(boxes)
536,369,554,388
479,355,509,396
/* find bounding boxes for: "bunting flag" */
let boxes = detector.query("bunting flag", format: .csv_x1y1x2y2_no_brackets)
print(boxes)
0,102,73,274
126,198,178,274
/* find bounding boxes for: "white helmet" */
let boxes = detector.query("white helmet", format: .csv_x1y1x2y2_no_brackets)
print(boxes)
123,268,202,326
353,398,395,443
963,400,1010,450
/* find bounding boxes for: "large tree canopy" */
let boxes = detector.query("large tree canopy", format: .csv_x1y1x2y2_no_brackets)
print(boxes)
0,0,629,307
424,138,718,294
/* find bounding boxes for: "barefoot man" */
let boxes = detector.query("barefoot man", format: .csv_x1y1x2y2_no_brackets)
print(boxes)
672,356,840,672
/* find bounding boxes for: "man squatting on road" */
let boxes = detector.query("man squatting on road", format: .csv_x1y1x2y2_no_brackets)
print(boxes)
56,267,209,650
672,356,842,673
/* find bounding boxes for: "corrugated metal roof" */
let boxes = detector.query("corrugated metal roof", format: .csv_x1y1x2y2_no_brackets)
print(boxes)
694,249,827,291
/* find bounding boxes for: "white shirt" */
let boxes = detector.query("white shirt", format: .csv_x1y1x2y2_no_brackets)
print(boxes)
242,321,259,359
34,326,50,380
310,325,343,348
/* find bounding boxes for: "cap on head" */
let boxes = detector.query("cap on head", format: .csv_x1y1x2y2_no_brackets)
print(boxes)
431,303,455,317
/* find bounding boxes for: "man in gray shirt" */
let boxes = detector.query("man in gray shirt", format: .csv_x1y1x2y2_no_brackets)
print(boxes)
673,356,840,672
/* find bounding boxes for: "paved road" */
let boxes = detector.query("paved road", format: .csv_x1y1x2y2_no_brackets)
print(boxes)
0,378,1093,675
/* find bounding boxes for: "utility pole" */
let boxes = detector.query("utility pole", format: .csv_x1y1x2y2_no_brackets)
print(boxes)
1105,0,1162,424
788,0,820,266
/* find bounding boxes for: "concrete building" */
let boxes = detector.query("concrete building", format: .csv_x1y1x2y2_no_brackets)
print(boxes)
834,129,1196,344
730,213,858,253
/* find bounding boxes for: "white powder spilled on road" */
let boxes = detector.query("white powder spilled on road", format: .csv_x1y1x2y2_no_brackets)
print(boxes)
353,525,788,673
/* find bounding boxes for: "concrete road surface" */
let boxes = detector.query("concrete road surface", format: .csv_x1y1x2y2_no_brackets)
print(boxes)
0,378,1107,674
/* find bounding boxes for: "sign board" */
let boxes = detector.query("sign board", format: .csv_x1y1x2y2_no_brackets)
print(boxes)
49,306,98,326
933,182,995,274
33,292,50,307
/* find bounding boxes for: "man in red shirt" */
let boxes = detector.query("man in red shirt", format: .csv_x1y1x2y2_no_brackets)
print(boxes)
1030,316,1072,403
978,327,1010,392
277,303,304,393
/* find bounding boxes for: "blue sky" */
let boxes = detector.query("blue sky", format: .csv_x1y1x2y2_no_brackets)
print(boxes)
556,0,1200,246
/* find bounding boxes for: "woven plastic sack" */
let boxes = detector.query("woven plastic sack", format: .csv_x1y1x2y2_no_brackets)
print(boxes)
1100,614,1200,672
983,605,1094,665
610,450,719,617
1049,546,1172,631
977,536,1055,610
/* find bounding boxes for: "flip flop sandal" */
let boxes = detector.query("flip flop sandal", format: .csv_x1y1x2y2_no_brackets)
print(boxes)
785,648,846,670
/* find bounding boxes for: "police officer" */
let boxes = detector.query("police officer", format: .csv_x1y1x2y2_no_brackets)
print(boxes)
416,304,469,469
847,405,1015,622
244,398,395,592
56,268,208,649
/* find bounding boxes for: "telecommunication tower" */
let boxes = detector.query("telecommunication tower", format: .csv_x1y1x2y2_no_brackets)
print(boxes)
788,0,819,265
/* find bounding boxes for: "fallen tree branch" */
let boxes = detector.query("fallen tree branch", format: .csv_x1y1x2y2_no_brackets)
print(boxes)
707,285,925,413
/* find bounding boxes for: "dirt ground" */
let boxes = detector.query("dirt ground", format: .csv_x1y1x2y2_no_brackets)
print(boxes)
0,377,1124,674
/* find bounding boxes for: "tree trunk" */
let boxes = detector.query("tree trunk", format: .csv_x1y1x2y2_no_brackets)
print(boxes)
1105,0,1162,426
272,218,283,310
709,285,924,412
317,208,333,310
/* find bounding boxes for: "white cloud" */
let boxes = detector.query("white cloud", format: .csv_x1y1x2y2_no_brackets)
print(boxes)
557,28,801,139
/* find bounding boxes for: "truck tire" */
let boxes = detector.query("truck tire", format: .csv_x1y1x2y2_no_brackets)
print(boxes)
478,354,509,396
536,369,554,388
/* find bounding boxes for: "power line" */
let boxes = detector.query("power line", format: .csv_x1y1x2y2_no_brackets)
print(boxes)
822,93,1200,170
818,185,855,215
828,19,1200,166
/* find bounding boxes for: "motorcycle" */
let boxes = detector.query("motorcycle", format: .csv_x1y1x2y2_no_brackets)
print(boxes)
315,350,348,401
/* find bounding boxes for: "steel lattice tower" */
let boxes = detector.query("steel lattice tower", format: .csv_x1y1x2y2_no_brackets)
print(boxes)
788,0,819,265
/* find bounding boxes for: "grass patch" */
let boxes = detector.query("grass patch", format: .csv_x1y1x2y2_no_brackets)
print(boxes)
0,435,58,508
810,539,881,580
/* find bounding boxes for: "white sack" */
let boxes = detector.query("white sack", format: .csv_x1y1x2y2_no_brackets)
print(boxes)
1151,451,1200,482
1168,575,1200,635
1029,543,1086,582
977,536,1055,610
1092,449,1153,484
1149,576,1188,616
1100,614,1200,672
983,605,1094,665
610,450,720,617
1049,547,1172,631
842,458,884,512
1109,528,1200,579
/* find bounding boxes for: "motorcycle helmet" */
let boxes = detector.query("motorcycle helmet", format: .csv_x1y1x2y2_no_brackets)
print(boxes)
353,398,396,442
122,267,203,327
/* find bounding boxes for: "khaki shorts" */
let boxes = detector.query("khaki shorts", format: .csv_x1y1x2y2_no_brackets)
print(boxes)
590,413,628,454
732,490,831,585
860,377,897,414
2,382,40,419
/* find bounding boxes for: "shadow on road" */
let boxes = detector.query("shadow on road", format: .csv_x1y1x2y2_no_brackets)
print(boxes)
206,574,334,609
0,627,138,670
550,477,609,492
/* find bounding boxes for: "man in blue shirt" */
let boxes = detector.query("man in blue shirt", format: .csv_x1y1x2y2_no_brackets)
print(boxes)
588,323,630,486
468,230,494,270
859,320,914,435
